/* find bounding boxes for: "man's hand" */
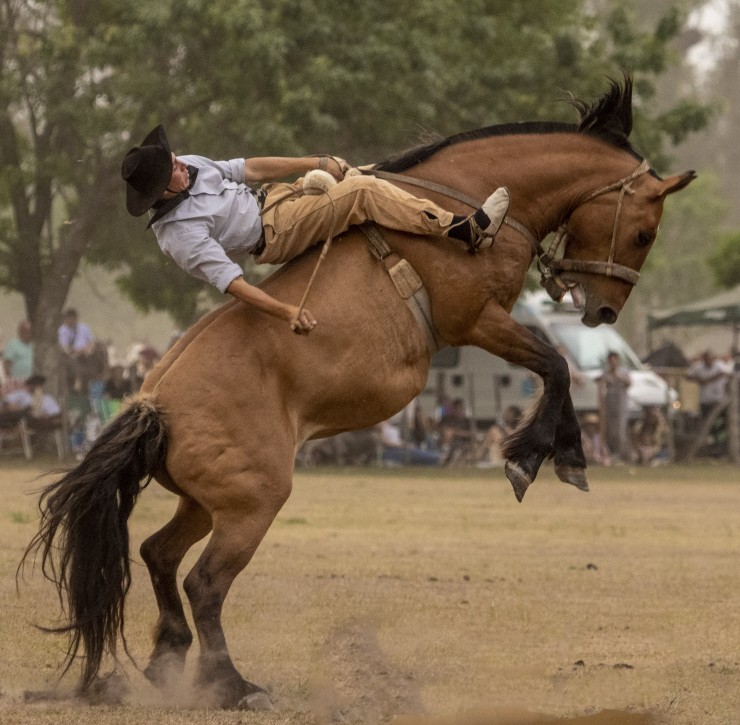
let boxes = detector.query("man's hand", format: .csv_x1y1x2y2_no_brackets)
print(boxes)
326,156,350,181
289,307,317,335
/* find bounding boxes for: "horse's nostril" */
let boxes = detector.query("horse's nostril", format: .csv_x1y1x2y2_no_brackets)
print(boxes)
597,306,618,325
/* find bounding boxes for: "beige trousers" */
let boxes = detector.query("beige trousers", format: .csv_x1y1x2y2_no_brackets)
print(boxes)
255,175,456,265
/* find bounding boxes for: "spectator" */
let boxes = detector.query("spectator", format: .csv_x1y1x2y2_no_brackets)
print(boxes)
686,348,731,455
129,345,161,392
57,308,95,357
378,419,440,466
2,320,34,390
480,405,524,466
100,364,134,422
686,349,731,420
58,308,105,393
580,412,610,466
3,375,61,430
598,351,631,463
438,398,474,464
632,405,669,465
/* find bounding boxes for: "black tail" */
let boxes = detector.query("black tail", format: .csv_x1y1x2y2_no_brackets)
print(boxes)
19,396,168,690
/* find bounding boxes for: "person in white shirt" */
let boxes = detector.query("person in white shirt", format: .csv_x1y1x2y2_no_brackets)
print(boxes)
3,375,61,429
686,349,731,418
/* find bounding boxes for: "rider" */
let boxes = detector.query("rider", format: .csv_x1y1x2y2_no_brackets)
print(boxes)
121,125,510,333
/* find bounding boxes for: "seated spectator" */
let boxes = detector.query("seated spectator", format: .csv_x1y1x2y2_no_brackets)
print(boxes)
580,413,610,466
379,419,440,466
100,365,134,422
2,320,34,392
3,375,61,430
632,405,669,465
58,308,106,393
480,405,524,466
129,345,161,392
438,398,474,464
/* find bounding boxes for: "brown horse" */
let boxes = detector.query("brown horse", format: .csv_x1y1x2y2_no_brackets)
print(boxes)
21,78,694,709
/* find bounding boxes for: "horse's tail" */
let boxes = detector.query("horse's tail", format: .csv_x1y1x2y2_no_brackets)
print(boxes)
19,395,168,690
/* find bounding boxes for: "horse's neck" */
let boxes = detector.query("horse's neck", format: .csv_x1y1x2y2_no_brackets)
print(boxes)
422,135,636,239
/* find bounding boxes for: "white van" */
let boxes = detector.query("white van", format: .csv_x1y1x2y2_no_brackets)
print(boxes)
418,291,673,425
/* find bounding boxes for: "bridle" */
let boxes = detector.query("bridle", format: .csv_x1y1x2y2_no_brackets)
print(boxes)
536,158,650,301
365,158,652,302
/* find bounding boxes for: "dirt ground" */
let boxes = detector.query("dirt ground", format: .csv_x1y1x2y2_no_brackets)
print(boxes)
0,460,738,725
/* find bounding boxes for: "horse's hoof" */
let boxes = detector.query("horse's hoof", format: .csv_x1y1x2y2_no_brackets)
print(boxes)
554,464,590,492
144,651,186,690
505,461,532,502
81,670,129,705
237,691,275,710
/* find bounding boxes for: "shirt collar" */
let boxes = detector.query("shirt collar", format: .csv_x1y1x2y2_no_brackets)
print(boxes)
146,165,199,229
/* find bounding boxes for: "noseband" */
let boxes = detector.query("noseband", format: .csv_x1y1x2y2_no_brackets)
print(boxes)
365,159,652,302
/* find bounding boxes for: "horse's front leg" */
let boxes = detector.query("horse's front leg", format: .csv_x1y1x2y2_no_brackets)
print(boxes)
467,303,584,501
552,393,589,492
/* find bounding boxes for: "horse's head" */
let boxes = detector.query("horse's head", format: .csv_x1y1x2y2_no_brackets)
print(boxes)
547,77,696,327
555,164,696,327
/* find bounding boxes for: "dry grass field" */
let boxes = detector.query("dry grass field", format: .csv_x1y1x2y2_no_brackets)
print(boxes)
0,459,737,725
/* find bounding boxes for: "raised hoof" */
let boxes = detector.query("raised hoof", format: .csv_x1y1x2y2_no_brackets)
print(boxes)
237,691,275,711
554,464,590,492
505,461,532,502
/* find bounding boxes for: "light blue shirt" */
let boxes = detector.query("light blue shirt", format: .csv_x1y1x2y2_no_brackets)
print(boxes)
2,338,33,380
150,155,263,293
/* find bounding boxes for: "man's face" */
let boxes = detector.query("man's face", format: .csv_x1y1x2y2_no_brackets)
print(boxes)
166,154,190,195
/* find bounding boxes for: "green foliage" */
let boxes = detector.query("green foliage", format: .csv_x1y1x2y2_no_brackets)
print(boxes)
0,0,715,333
708,232,740,290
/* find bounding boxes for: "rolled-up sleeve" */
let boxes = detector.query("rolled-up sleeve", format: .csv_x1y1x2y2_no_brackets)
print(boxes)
157,220,243,293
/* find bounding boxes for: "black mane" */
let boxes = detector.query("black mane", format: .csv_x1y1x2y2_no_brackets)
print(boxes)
375,76,639,173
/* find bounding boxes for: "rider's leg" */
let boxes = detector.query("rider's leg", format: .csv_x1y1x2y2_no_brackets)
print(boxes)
256,176,509,265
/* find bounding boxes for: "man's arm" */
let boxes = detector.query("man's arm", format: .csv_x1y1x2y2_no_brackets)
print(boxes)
244,156,347,183
226,276,316,334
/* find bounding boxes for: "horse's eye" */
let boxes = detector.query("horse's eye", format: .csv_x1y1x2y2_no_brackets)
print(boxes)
636,230,654,248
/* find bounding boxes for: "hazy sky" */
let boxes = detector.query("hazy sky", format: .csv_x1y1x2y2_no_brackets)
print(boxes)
688,0,737,74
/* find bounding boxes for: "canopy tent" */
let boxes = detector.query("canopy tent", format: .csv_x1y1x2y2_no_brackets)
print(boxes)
647,285,740,330
647,285,740,356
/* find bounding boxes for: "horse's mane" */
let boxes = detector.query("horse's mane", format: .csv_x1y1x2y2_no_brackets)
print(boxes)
375,76,639,172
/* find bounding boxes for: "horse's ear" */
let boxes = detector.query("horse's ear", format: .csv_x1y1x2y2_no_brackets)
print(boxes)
658,170,697,198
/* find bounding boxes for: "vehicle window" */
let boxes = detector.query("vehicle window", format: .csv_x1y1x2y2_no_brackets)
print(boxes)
550,323,641,371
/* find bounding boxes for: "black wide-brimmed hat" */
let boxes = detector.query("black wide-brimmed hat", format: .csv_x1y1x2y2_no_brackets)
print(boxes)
121,125,173,216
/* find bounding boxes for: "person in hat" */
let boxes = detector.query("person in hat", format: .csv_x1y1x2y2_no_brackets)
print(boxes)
121,125,511,334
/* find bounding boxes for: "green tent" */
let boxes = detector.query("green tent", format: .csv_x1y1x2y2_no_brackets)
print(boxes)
648,285,740,330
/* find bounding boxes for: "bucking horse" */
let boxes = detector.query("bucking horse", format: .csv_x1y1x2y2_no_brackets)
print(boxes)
20,77,694,709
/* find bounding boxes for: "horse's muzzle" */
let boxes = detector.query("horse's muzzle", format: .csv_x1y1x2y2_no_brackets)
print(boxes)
582,304,618,327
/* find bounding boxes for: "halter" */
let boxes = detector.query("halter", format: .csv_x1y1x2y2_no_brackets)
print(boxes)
366,159,652,302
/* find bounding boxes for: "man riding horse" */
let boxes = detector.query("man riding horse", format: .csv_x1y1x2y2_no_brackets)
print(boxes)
121,125,511,333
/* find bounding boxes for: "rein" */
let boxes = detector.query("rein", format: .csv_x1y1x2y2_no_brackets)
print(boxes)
364,160,651,301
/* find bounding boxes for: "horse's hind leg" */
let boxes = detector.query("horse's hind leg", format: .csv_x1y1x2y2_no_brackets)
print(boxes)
139,495,212,687
182,472,291,710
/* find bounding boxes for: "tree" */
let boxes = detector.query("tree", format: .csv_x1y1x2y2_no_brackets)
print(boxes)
708,232,740,289
0,0,712,381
